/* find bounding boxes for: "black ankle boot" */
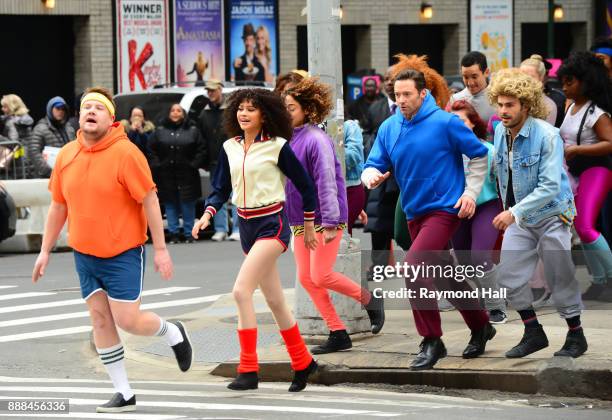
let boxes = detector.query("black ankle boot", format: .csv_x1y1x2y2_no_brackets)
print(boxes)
554,329,588,358
288,359,318,392
505,326,549,358
366,295,385,334
227,372,258,390
410,338,447,370
463,323,496,359
311,330,352,354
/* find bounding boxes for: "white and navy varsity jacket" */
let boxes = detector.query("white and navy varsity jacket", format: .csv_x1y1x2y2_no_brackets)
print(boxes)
204,134,316,221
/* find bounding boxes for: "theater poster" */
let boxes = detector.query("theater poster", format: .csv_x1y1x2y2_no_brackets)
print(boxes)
227,0,278,83
470,0,513,72
116,0,170,92
174,0,225,86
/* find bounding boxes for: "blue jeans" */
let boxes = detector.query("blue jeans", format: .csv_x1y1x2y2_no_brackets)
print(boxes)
165,199,196,235
213,202,239,234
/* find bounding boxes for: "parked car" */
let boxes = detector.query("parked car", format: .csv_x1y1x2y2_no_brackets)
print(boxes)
0,182,16,243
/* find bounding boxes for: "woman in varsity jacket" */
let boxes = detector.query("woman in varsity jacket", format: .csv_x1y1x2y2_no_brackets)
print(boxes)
282,77,385,355
192,88,318,392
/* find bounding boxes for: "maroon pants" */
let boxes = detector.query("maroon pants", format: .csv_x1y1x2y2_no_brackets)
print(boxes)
405,211,489,338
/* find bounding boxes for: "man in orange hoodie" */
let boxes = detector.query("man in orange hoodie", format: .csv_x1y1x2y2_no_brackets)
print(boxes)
32,87,192,413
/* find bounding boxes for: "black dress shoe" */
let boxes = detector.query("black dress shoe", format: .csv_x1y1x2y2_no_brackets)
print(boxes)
505,326,549,358
227,372,259,390
366,295,385,334
463,323,496,359
311,330,352,354
554,329,588,358
410,338,447,370
289,359,318,392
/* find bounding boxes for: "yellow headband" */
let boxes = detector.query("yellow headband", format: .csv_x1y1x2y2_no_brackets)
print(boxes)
80,92,115,117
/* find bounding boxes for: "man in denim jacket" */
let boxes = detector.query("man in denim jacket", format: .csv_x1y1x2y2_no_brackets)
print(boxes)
489,69,587,358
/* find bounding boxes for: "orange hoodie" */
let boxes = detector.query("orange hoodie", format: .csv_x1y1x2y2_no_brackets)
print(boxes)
49,122,156,258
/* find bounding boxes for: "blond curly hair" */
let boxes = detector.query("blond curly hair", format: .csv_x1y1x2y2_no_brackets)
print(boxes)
487,68,548,119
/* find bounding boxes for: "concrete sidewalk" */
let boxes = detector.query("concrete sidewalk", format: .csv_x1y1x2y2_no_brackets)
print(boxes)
122,273,612,401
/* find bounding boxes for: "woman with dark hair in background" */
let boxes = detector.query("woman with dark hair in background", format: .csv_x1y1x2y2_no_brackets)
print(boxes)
192,88,318,392
148,103,205,244
450,100,507,324
120,106,155,156
558,52,612,302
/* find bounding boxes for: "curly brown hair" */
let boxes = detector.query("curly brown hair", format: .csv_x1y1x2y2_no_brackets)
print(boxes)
223,88,293,140
283,77,333,125
274,70,307,95
389,54,450,108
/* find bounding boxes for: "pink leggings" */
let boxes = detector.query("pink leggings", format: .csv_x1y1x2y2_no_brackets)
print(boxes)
574,167,612,243
294,231,371,331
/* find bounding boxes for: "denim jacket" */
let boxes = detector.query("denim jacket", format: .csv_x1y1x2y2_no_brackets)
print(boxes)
493,117,575,227
343,120,364,187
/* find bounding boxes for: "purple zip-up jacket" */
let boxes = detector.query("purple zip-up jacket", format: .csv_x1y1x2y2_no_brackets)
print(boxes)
285,124,348,227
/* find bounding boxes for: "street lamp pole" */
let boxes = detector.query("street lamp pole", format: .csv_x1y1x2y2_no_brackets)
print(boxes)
547,0,555,58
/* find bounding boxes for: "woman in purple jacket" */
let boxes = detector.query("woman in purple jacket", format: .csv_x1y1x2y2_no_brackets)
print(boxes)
283,77,385,354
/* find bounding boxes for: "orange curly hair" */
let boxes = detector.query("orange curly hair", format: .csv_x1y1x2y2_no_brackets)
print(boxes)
389,54,450,108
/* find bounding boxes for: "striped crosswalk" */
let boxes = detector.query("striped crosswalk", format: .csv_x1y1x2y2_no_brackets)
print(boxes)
0,285,220,343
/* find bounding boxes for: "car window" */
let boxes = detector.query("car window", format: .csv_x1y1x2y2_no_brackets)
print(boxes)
114,93,185,126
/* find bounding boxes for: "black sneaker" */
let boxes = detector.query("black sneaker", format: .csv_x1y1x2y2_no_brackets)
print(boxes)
489,309,508,324
96,392,136,413
366,295,385,334
288,359,318,392
581,283,606,301
170,321,193,372
183,234,194,244
505,326,549,358
554,329,588,358
168,233,180,244
311,330,352,354
227,372,259,390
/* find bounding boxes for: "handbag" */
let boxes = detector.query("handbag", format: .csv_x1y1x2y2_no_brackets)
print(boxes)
566,103,612,177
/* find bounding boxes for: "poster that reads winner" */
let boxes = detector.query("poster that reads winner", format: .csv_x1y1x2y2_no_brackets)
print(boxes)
116,0,170,93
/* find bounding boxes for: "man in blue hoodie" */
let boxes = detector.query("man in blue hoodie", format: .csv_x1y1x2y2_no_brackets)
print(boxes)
362,69,495,370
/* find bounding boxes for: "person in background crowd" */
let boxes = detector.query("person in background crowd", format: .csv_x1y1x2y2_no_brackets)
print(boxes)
488,69,587,359
1,94,34,179
347,77,384,130
520,55,559,126
558,52,612,302
363,69,494,370
193,88,318,392
542,60,567,128
199,79,240,242
148,104,206,244
449,99,507,324
120,106,155,156
283,77,385,355
33,87,190,413
343,118,367,236
590,37,612,79
274,70,310,95
448,51,497,130
28,96,76,178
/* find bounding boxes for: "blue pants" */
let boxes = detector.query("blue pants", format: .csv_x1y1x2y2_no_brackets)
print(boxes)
213,202,239,234
239,211,291,254
165,199,196,235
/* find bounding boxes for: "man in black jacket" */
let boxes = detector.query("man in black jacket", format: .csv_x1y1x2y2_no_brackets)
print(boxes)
198,79,238,241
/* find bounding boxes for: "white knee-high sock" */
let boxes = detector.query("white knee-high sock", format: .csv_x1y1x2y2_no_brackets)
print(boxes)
155,316,183,346
97,343,134,400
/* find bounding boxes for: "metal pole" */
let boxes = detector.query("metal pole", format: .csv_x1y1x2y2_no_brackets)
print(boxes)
547,0,555,58
306,0,345,173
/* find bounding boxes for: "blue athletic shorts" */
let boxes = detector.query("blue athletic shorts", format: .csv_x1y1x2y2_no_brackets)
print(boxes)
238,211,291,254
74,245,145,302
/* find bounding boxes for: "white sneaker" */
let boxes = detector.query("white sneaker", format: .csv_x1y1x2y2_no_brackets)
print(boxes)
211,232,227,242
228,232,240,241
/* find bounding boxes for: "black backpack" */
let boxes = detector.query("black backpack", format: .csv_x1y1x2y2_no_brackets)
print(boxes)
0,184,16,242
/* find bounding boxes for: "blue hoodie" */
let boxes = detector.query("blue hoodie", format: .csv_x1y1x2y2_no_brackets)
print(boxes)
364,92,488,220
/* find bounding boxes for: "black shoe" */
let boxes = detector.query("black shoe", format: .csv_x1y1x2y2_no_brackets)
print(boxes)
554,329,588,358
288,359,318,392
581,283,606,301
168,233,180,244
183,234,194,244
311,330,352,354
489,309,508,324
227,372,259,390
505,326,549,358
410,338,447,370
596,285,612,302
366,295,385,334
463,323,496,359
96,392,136,413
170,321,193,372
